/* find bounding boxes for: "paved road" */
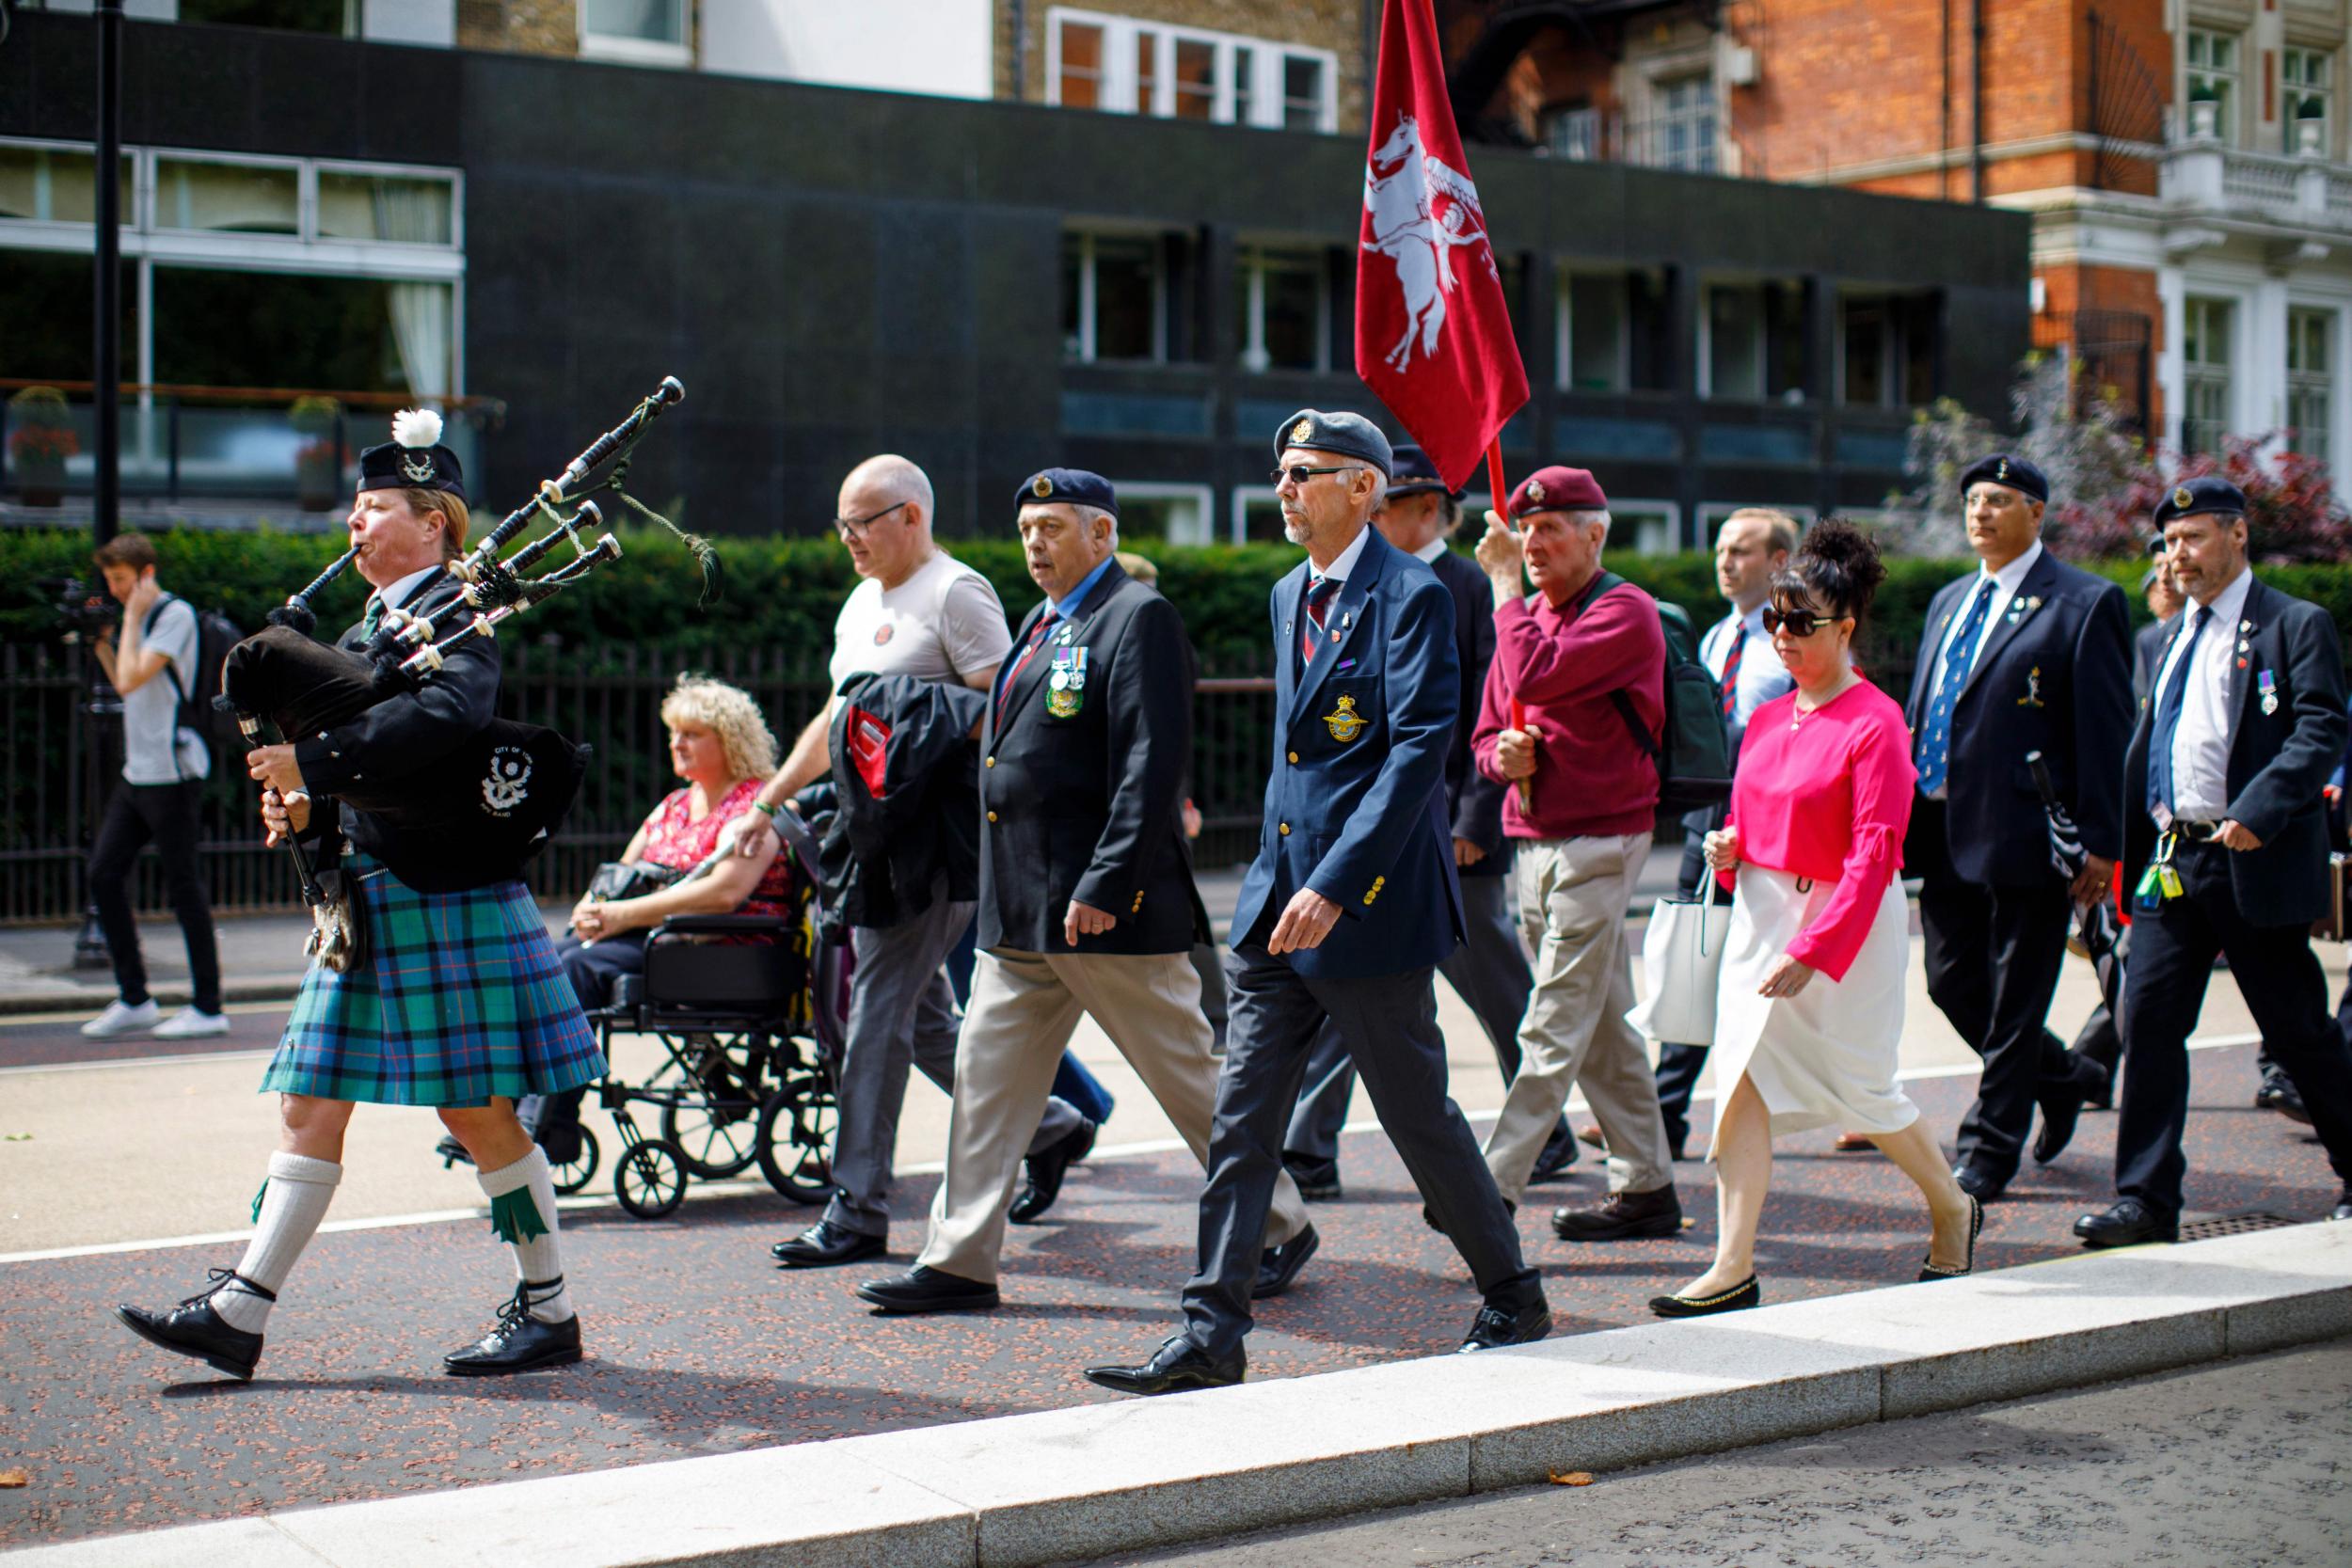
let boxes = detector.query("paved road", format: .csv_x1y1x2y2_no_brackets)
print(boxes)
1083,1336,2352,1567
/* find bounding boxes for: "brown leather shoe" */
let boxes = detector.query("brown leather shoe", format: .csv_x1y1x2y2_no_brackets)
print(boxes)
1550,1184,1682,1242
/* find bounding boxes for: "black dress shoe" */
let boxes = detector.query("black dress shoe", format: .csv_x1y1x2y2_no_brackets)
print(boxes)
114,1268,267,1381
1918,1195,1985,1281
1951,1164,2008,1203
444,1282,583,1376
2074,1197,2178,1249
1008,1118,1097,1225
1254,1226,1319,1300
2271,1076,2312,1126
1649,1275,1761,1318
1551,1184,1681,1242
1459,1295,1552,1352
855,1265,1000,1315
1282,1153,1343,1202
771,1219,886,1268
2254,1066,2290,1111
2331,1192,2351,1222
1084,1336,1244,1396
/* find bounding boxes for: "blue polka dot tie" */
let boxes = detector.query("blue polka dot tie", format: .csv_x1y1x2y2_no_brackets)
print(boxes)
1914,578,1995,795
2146,606,2211,821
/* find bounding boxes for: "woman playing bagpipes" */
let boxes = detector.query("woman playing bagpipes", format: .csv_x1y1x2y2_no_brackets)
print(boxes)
115,411,608,1381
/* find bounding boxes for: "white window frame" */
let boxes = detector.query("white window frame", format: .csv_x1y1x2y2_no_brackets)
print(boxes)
1544,103,1601,161
1230,484,1284,544
2286,303,2335,464
2181,293,2235,454
1109,481,1216,545
1063,227,1168,365
2185,28,2241,145
1045,8,1338,133
2282,46,2334,156
1644,72,1719,173
1236,243,1330,374
1607,499,1683,555
577,0,692,69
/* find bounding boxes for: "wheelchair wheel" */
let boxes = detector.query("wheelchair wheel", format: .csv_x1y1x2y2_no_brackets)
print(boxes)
549,1125,600,1196
755,1085,837,1205
660,1090,762,1180
614,1136,688,1220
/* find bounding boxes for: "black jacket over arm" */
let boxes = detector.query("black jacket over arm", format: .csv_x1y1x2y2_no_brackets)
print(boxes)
2122,576,2350,927
822,673,987,932
1902,548,2136,882
978,562,1209,955
1427,546,1509,875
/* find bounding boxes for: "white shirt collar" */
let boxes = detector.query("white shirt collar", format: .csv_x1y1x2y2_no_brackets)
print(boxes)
1311,525,1374,585
372,564,443,612
1411,537,1448,564
2189,563,2255,632
1979,537,2043,594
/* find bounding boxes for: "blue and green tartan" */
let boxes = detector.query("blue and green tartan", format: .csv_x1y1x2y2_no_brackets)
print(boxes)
263,854,606,1107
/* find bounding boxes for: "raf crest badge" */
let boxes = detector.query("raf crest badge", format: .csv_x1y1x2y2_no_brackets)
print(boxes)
1995,458,2010,483
2173,485,2195,511
1323,693,1367,743
1031,474,1053,499
1292,418,1315,445
2017,665,2044,708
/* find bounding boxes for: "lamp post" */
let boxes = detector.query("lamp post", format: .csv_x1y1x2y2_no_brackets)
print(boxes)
93,0,123,548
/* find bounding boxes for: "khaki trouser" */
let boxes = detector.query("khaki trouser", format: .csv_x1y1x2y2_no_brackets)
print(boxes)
919,947,1311,1284
1483,832,1675,1201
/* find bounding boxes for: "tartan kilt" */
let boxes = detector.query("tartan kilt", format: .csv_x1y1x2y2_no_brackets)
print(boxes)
263,853,606,1107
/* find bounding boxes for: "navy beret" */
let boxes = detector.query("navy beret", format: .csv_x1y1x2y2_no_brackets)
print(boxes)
358,407,465,501
1274,408,1392,476
1017,467,1118,518
1383,443,1455,499
2153,475,2247,529
1958,452,2047,505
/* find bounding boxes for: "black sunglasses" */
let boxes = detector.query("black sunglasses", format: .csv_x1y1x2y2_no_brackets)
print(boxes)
1271,464,1360,487
1762,605,1843,638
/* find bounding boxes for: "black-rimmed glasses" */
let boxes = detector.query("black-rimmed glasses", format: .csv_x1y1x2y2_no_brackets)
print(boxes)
1271,465,1359,488
834,499,912,539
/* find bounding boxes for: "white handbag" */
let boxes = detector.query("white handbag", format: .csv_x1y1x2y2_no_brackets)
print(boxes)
1628,894,1734,1046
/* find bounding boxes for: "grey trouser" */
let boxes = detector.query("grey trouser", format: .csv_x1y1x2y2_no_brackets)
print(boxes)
919,947,1308,1283
1182,945,1537,1359
1282,871,1539,1161
823,891,1082,1238
1483,833,1674,1200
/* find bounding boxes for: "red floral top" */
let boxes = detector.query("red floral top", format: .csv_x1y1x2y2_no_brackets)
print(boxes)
637,777,794,923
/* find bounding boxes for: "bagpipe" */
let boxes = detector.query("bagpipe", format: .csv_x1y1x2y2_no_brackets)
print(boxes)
221,377,708,969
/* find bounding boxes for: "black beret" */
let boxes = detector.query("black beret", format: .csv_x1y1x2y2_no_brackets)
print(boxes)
1383,443,1456,500
358,408,466,502
2153,475,2247,528
1016,467,1118,518
1958,452,2047,505
1274,408,1393,476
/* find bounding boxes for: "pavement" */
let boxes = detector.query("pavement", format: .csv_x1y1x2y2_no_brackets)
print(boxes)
1075,1335,2352,1568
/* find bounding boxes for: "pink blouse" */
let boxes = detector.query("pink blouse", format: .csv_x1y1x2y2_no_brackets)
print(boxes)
1722,680,1916,982
638,778,794,923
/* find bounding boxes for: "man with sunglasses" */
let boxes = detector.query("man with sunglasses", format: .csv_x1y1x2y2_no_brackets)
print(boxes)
1902,453,2132,1200
739,454,1092,1269
1086,411,1546,1397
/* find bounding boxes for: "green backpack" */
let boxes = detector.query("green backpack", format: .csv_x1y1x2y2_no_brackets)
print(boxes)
1569,571,1735,815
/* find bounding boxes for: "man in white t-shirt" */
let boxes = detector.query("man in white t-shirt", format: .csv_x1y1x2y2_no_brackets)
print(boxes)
736,455,1091,1267
83,532,227,1040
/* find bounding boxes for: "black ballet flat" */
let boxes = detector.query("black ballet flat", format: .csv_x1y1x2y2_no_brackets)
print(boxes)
1918,1195,1984,1281
1647,1275,1760,1319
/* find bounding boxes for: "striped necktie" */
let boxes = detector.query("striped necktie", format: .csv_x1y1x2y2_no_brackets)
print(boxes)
360,594,383,641
1718,625,1744,722
995,610,1058,725
1300,575,1339,665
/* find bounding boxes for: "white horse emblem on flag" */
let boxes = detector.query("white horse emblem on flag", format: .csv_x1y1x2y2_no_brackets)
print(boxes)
1362,113,1497,372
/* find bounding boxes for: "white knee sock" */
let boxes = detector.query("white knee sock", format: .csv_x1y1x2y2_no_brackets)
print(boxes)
218,1151,342,1334
477,1148,573,1323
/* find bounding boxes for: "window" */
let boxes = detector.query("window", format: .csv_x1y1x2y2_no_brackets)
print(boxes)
1232,487,1288,543
1237,246,1327,373
317,172,457,245
2182,296,2233,455
2288,307,2333,464
154,156,299,236
1839,293,1939,408
0,144,132,226
1642,75,1717,173
2283,48,2333,155
580,0,689,66
1050,9,1338,133
2185,29,2239,141
1611,500,1680,555
177,0,348,34
1111,483,1215,545
1704,280,1805,401
1544,103,1601,161
1059,21,1105,108
1558,267,1673,393
1062,230,1179,363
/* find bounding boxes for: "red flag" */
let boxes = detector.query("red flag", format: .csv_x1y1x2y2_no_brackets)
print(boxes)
1355,0,1530,494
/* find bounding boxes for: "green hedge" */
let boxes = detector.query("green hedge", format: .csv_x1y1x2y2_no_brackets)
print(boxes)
6,526,2344,679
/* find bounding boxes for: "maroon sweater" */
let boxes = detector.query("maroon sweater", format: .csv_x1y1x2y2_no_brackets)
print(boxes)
1471,578,1663,839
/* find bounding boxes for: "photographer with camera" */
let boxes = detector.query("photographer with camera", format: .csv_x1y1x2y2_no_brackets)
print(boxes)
82,532,226,1041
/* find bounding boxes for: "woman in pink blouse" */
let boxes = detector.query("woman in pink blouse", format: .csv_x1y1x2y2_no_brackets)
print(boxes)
1652,523,1980,1318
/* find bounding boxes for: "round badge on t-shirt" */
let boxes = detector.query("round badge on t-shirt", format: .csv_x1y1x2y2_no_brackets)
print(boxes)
874,624,894,645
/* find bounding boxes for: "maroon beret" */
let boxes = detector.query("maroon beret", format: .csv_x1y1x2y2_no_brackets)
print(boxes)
1506,466,1607,519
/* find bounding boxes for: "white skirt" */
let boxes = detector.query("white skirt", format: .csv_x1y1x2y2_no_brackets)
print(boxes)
1710,864,1918,1141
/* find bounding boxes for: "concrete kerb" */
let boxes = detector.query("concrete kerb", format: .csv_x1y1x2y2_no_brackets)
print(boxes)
8,1223,2347,1568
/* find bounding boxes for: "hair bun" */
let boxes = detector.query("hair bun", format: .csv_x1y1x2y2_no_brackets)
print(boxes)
1801,518,1886,598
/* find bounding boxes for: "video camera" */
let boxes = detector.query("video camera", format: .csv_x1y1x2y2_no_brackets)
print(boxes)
37,577,119,643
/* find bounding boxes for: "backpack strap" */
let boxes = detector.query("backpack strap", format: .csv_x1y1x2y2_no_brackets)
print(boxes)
1563,573,1663,766
141,594,200,782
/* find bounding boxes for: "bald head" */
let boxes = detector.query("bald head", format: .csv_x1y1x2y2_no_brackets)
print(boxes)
836,453,936,589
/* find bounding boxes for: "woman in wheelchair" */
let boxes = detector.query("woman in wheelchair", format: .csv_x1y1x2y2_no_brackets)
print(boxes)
440,676,792,1167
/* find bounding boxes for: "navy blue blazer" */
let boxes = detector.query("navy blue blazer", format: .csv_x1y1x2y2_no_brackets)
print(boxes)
1902,547,2135,883
2122,575,2349,928
1229,526,1467,979
1426,546,1511,877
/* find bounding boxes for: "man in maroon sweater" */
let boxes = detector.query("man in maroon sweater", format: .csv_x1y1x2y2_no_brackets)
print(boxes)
1470,466,1683,1243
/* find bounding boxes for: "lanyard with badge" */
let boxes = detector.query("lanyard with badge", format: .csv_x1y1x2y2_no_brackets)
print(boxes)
2134,832,2185,911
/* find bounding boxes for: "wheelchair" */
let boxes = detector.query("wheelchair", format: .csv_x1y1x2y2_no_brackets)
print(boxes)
438,807,848,1221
